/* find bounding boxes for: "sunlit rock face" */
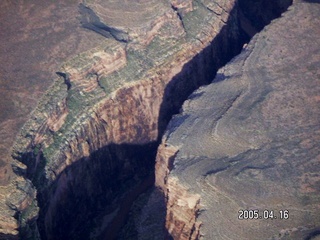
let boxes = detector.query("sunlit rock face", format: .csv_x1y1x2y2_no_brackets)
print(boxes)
0,0,301,239
5,0,246,238
155,1,320,239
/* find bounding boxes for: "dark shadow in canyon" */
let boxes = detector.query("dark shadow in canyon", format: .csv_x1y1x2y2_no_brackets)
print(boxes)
157,1,292,239
157,18,249,138
238,0,293,31
20,142,166,240
158,0,293,137
16,0,293,239
0,233,20,240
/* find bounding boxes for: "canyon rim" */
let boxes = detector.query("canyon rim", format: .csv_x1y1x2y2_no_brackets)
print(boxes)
0,0,319,239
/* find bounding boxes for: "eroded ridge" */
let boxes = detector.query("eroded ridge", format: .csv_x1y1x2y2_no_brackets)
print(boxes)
156,1,320,239
3,0,294,239
9,0,245,238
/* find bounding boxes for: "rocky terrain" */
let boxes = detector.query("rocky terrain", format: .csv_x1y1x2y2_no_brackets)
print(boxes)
155,1,320,239
0,1,106,237
1,0,318,239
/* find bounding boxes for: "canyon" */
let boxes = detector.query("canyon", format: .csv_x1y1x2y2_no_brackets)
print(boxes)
155,1,320,238
0,0,319,240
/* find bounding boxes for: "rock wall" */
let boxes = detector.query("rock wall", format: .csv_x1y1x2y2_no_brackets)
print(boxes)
9,0,246,238
155,1,320,239
2,0,294,239
155,142,202,239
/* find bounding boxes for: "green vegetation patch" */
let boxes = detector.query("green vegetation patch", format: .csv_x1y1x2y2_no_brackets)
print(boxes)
182,0,213,39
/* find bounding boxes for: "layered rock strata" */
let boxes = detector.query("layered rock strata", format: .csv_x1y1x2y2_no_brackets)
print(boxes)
8,0,248,239
155,0,320,239
1,0,294,239
0,0,108,236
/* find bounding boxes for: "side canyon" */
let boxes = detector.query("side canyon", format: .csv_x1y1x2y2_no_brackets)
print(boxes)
1,0,319,240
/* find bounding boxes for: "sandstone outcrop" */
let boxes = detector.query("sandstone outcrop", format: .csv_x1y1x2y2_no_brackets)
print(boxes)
0,0,107,236
5,0,247,238
155,0,320,239
0,0,297,239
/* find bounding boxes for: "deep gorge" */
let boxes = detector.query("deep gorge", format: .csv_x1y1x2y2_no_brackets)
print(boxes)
15,0,293,239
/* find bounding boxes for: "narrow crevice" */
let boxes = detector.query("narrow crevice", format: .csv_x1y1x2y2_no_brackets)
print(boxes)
56,72,71,90
170,4,186,31
17,0,293,239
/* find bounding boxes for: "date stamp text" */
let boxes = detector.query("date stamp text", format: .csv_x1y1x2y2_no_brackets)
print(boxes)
238,209,289,220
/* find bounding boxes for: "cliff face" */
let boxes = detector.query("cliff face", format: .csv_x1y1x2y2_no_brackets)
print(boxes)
0,0,106,236
156,1,320,239
0,0,106,182
7,0,248,239
0,0,297,239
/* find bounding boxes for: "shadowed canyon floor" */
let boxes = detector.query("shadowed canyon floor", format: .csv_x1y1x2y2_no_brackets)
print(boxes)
1,0,319,239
